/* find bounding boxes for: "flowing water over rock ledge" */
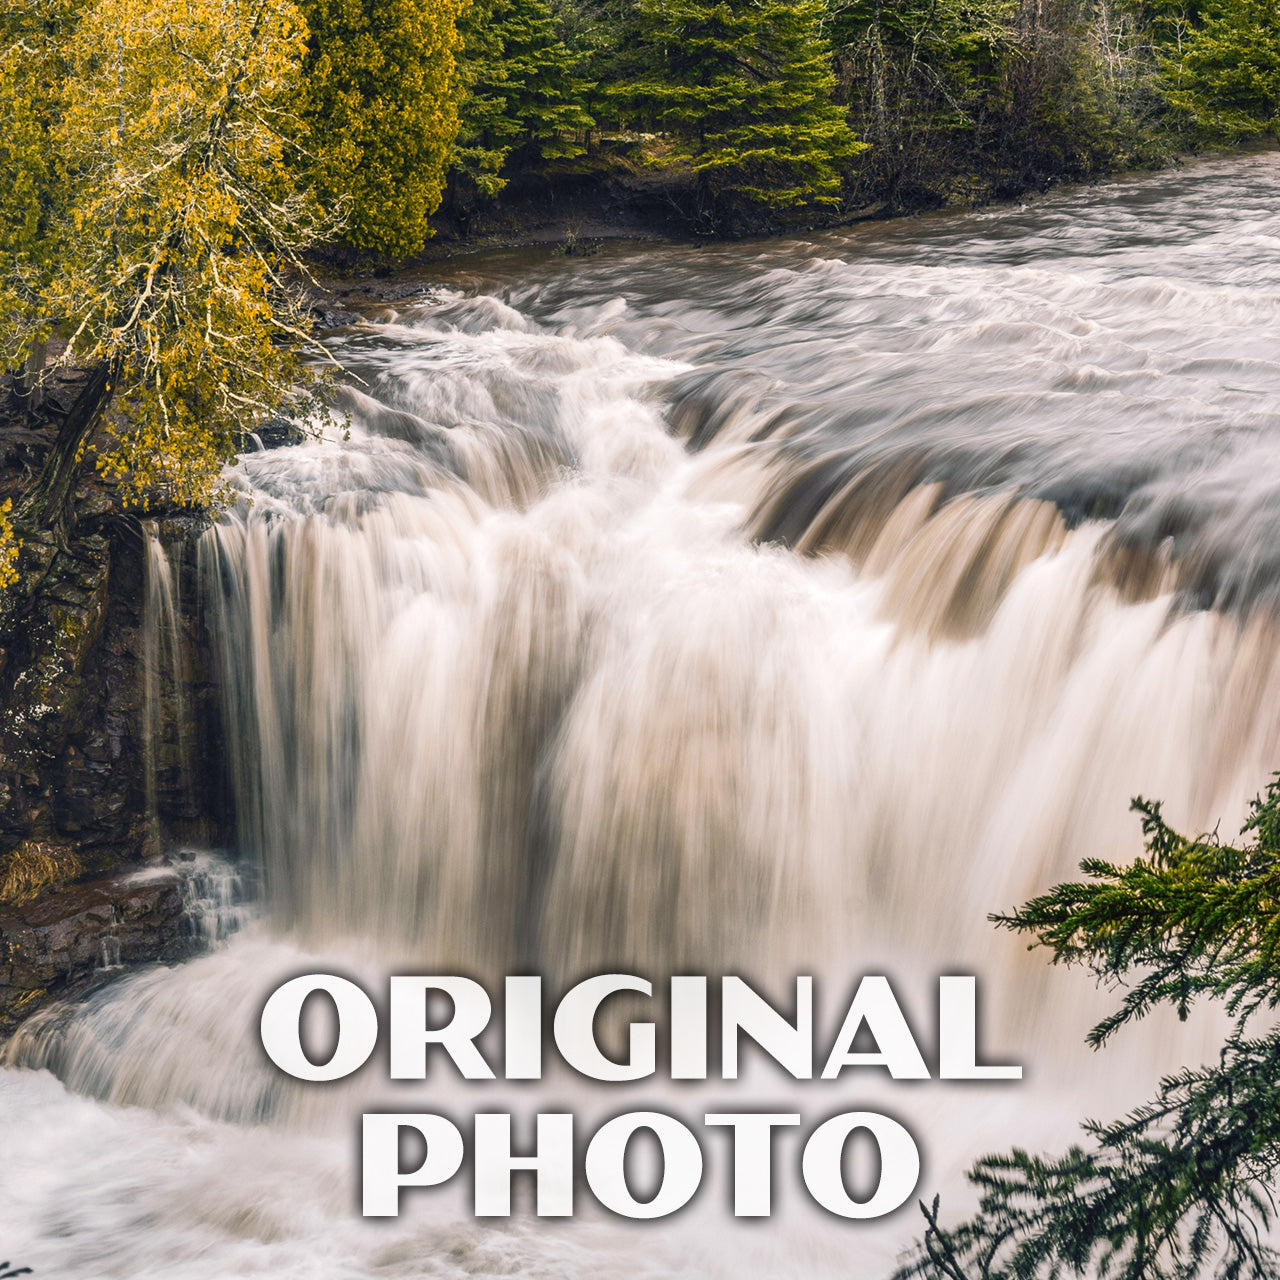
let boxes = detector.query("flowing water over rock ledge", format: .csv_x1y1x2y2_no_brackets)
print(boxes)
0,865,191,1035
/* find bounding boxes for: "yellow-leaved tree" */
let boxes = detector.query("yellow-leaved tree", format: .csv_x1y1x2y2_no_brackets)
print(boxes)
294,0,468,259
0,1,82,578
0,2,75,334
2,0,337,531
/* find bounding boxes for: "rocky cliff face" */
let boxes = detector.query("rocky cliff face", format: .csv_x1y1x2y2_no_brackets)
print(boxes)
0,396,229,1031
0,518,226,868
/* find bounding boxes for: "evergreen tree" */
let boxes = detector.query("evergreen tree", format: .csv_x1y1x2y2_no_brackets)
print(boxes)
894,780,1280,1280
625,0,864,227
452,0,595,200
823,0,1017,206
1163,0,1280,141
294,0,468,258
552,0,651,126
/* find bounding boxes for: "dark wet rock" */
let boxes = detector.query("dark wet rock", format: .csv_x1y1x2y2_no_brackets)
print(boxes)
245,417,307,450
0,516,226,873
318,307,364,329
0,866,194,1035
0,385,229,884
0,381,231,1038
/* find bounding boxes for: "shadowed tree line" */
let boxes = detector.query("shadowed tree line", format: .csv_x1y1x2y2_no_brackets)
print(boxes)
451,0,1280,228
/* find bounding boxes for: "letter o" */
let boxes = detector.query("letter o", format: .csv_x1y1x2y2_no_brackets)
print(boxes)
260,973,379,1081
801,1112,920,1219
585,1112,703,1219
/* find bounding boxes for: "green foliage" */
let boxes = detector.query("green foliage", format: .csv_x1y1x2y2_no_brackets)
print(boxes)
824,0,1017,203
999,792,1280,1040
824,0,1169,207
294,0,467,258
624,0,864,225
549,0,1241,222
1003,0,1167,174
1163,0,1280,141
453,0,594,199
553,0,652,117
825,0,1018,130
894,780,1280,1280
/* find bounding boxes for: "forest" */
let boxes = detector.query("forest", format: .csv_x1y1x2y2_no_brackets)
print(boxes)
450,0,1280,232
1,0,1276,540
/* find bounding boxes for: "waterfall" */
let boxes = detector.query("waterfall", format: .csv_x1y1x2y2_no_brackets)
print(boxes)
140,521,196,847
190,293,1280,997
6,152,1280,1280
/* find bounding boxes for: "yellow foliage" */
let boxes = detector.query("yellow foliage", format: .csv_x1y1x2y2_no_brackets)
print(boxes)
3,0,338,512
0,0,468,515
0,499,17,589
0,840,83,905
52,0,336,509
295,0,468,259
0,2,80,375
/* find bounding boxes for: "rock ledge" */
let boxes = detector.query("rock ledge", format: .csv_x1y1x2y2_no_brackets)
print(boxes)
0,865,195,1036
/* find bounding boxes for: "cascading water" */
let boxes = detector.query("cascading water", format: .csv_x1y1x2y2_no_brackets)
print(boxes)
5,152,1280,1278
140,522,196,846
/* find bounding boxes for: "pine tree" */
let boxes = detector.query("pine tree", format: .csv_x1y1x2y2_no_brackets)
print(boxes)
1163,0,1280,142
894,780,1280,1280
452,0,595,200
625,0,864,227
293,0,468,258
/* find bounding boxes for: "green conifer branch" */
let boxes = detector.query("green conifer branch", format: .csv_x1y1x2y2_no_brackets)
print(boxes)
894,778,1280,1280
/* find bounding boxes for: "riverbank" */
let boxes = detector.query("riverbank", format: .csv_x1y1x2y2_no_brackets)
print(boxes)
319,141,1275,271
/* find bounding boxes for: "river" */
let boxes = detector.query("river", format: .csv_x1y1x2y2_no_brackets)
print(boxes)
4,151,1280,1278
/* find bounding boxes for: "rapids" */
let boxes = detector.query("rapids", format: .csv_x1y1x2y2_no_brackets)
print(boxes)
5,151,1280,1278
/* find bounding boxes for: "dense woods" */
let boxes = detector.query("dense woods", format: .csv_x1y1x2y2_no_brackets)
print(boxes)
451,0,1280,224
0,0,1277,547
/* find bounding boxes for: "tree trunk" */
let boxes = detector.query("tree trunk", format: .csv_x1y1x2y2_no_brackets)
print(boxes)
19,339,48,411
871,0,888,147
16,361,117,539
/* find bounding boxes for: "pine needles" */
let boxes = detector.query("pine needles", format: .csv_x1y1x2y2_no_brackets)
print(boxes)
894,779,1280,1280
